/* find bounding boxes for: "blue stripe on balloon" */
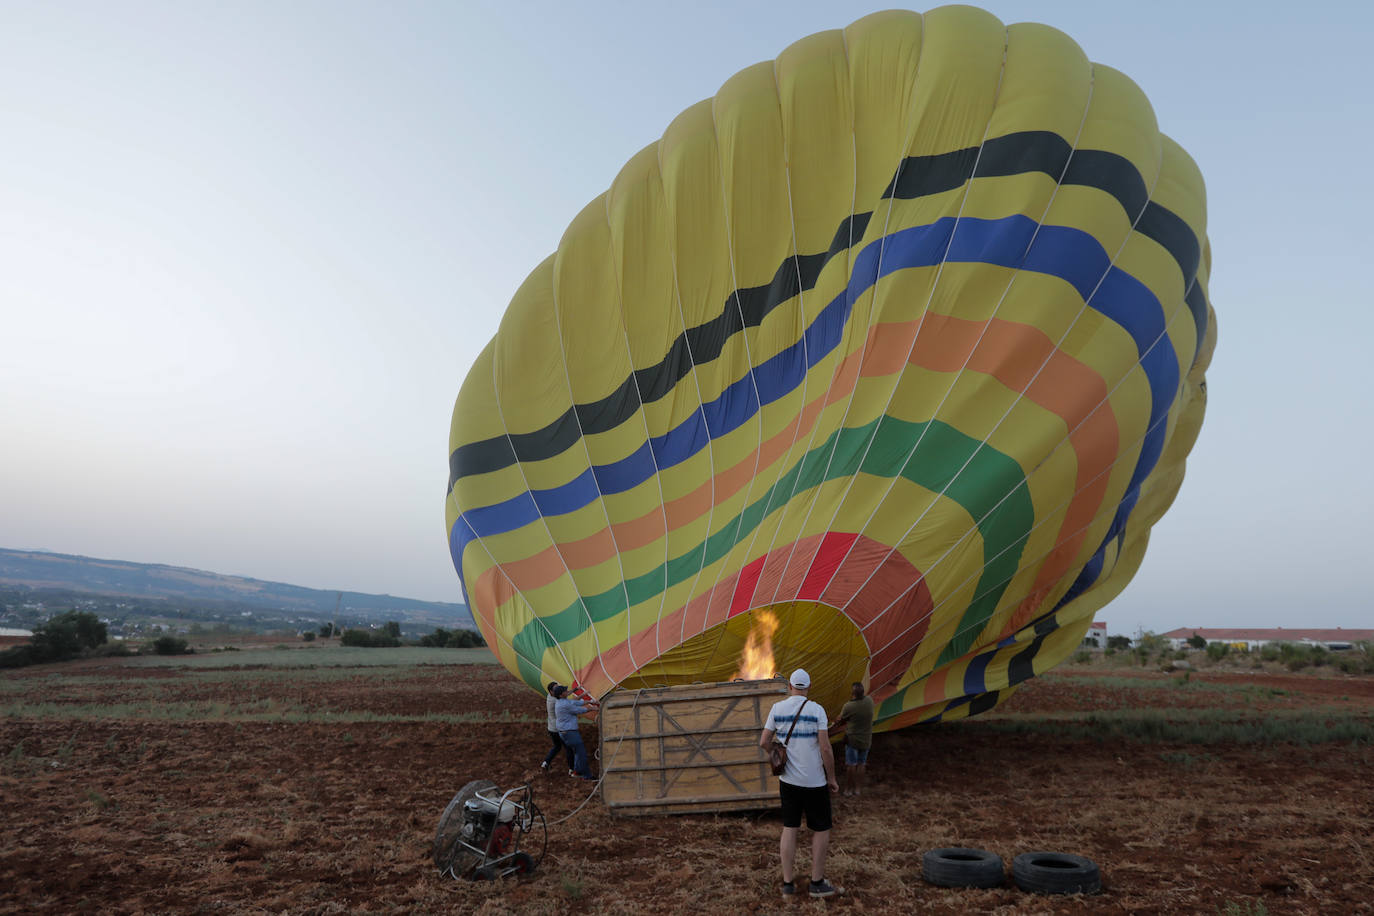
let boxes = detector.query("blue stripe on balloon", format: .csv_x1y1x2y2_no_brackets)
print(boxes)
649,408,708,468
594,442,657,496
963,650,994,696
453,214,1179,560
1050,246,1182,607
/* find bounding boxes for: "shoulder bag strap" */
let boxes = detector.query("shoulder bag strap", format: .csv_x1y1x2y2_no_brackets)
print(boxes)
781,697,805,746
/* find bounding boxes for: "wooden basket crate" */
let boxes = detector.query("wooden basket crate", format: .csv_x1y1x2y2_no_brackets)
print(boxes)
597,678,788,816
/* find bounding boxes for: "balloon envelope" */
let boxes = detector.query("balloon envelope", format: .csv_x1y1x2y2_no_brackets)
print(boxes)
446,5,1214,729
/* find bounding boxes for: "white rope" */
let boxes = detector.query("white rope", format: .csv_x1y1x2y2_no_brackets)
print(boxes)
767,11,928,664
691,89,769,665
697,58,817,680
544,688,646,827
796,26,1012,616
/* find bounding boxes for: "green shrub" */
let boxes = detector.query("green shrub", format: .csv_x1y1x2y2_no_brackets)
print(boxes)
1206,642,1230,661
151,636,190,656
0,645,38,669
1272,642,1329,671
418,627,486,648
340,628,371,647
1334,652,1374,675
340,628,400,648
301,631,316,642
1072,650,1092,665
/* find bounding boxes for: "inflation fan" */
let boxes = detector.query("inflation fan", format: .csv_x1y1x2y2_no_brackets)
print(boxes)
433,780,546,881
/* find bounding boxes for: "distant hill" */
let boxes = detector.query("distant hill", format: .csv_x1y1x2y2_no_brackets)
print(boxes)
0,548,474,629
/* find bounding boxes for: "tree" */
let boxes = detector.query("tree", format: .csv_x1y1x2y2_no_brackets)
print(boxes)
383,621,401,639
1106,635,1132,651
419,627,452,648
30,610,108,661
451,629,484,648
1186,632,1207,650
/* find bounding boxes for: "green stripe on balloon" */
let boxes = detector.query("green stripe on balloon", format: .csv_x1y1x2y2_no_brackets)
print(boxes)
510,415,1033,685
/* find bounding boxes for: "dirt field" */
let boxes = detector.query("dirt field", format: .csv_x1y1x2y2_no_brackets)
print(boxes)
2,650,1371,914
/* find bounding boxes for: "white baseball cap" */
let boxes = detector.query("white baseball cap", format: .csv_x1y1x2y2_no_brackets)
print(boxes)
789,668,811,689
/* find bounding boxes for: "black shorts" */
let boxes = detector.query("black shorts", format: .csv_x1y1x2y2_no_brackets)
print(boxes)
779,780,832,831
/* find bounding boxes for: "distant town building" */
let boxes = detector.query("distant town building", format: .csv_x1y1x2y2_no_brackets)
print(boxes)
1080,621,1107,648
1160,627,1374,651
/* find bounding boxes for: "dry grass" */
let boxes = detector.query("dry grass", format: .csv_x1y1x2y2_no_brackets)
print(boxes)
1,659,1371,914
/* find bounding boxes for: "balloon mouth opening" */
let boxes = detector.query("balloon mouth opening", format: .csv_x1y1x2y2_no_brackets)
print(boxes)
620,601,869,715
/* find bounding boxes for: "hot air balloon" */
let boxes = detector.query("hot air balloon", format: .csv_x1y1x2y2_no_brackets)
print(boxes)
445,5,1214,732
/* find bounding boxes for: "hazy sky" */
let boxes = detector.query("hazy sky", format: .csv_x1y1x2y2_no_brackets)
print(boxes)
3,0,1370,635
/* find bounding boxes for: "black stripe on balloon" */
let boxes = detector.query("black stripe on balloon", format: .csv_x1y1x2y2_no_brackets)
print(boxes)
448,211,872,488
885,131,1206,348
450,130,1209,490
967,689,1001,717
1007,617,1060,685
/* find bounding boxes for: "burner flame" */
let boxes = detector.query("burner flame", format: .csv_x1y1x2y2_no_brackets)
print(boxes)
734,610,779,681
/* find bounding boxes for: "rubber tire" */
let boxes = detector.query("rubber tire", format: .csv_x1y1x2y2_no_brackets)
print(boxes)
433,779,498,871
1011,852,1101,895
921,847,1005,888
512,851,536,875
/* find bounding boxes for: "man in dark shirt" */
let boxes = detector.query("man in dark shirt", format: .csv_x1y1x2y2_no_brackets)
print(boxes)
835,682,874,797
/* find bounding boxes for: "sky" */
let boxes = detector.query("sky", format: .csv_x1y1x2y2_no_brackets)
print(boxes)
2,0,1370,636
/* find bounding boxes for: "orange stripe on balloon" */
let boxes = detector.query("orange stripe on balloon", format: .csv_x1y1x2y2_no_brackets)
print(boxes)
467,324,875,601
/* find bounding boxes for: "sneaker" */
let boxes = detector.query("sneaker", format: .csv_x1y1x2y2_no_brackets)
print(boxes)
569,769,576,777
781,881,795,897
540,760,549,771
809,879,841,898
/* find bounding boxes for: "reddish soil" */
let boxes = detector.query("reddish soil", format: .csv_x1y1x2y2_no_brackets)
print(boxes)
2,660,1371,914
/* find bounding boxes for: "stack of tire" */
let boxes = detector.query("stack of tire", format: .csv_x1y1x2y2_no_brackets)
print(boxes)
922,848,1101,895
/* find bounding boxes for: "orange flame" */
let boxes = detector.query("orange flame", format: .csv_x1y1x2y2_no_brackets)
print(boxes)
734,610,779,681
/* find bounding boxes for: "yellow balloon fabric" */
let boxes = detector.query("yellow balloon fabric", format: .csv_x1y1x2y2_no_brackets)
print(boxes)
445,6,1214,730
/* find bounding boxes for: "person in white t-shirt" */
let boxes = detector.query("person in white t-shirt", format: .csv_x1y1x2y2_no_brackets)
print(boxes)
758,668,841,899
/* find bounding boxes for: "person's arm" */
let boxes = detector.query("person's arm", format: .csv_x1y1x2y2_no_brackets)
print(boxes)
816,707,838,792
758,713,776,750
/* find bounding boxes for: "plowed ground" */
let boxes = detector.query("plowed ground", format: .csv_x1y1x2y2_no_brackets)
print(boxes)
2,653,1371,914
